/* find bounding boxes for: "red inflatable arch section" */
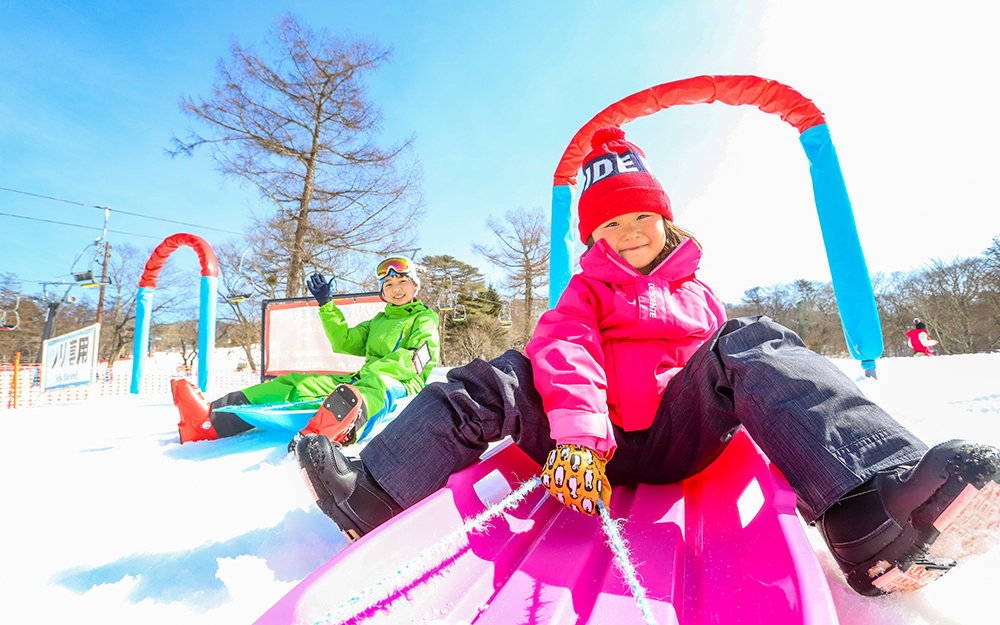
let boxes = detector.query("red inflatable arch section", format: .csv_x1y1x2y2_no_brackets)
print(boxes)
553,75,826,186
139,232,219,287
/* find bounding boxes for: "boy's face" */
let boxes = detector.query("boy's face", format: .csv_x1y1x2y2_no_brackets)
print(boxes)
591,212,667,269
382,274,416,305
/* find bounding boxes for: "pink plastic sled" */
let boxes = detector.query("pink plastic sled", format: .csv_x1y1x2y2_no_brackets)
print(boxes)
255,429,839,624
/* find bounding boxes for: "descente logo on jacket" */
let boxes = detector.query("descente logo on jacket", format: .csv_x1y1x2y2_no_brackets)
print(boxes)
647,283,658,318
580,149,652,193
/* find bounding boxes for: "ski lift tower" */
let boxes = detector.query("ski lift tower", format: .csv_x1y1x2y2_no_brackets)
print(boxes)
29,282,78,363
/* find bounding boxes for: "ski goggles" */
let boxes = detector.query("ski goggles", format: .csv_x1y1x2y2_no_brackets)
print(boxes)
375,256,414,280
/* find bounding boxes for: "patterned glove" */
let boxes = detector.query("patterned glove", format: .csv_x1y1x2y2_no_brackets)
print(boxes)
540,444,612,515
307,273,333,307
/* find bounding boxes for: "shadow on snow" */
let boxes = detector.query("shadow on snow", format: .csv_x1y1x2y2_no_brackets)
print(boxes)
51,506,350,612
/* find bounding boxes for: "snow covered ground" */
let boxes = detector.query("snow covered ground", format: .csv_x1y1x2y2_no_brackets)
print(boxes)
2,351,999,624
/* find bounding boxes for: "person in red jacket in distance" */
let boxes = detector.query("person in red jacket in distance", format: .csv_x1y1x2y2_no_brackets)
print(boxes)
906,318,939,356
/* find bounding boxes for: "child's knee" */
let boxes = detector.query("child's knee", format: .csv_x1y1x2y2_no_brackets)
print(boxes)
717,316,806,354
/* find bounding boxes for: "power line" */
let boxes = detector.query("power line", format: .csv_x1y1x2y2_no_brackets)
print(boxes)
0,185,245,236
0,211,161,239
0,186,105,209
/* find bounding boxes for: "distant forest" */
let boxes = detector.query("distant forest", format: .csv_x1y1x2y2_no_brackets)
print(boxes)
727,235,1000,357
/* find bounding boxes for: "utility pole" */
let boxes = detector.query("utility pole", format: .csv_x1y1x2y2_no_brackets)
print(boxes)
95,241,111,326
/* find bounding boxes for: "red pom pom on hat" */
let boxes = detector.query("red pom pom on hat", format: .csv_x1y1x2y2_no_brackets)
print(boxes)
590,125,625,148
577,126,672,244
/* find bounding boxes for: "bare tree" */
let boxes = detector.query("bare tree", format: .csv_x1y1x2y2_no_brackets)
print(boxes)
0,274,46,362
873,270,932,357
454,315,507,364
730,281,848,357
914,257,991,354
472,208,550,350
737,285,796,326
981,236,1000,350
985,236,1000,287
170,13,423,297
153,319,201,370
739,286,765,313
807,281,849,356
215,242,270,370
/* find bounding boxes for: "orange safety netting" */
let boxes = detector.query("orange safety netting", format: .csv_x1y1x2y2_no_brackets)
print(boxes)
1,361,260,409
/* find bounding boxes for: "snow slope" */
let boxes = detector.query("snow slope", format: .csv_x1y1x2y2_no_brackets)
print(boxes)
2,352,998,624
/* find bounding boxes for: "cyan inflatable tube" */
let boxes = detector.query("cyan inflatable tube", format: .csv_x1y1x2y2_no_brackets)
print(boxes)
550,185,575,309
198,275,218,392
800,124,882,367
130,286,155,394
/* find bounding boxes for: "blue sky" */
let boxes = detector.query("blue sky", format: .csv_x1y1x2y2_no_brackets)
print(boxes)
2,0,998,306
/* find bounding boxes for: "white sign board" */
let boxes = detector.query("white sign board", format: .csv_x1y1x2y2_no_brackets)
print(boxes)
41,323,100,391
263,295,384,377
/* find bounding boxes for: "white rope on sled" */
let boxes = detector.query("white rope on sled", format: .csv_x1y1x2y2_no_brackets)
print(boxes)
597,501,657,625
312,477,657,625
312,477,543,625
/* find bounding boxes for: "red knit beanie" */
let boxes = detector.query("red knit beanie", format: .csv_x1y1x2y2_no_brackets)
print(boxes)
577,126,673,244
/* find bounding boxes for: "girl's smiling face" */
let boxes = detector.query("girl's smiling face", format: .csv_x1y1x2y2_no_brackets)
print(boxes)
381,274,416,305
591,212,667,270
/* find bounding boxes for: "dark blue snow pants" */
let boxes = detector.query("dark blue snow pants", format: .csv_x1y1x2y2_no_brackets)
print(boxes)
360,316,927,522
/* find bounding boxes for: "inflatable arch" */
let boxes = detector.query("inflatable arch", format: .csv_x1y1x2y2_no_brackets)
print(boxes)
550,75,882,373
131,233,219,393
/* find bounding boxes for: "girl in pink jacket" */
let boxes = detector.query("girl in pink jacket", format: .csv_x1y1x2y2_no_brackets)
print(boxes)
295,127,1000,597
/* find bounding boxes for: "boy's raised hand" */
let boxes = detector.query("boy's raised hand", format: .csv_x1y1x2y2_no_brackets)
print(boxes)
307,273,333,306
540,444,612,515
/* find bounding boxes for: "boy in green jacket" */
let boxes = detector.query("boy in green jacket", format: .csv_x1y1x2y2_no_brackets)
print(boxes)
171,256,440,447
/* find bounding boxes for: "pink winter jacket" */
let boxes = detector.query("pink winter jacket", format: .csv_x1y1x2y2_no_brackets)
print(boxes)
525,238,727,458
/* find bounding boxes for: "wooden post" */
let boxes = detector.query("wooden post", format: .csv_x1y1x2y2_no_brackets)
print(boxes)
96,241,111,326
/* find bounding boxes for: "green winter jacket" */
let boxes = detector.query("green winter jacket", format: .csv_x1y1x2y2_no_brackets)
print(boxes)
319,299,440,396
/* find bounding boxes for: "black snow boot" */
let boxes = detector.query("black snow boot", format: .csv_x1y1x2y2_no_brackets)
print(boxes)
818,439,1000,596
295,433,403,541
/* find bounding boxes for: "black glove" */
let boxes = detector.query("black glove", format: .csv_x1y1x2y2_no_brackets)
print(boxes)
307,273,332,306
